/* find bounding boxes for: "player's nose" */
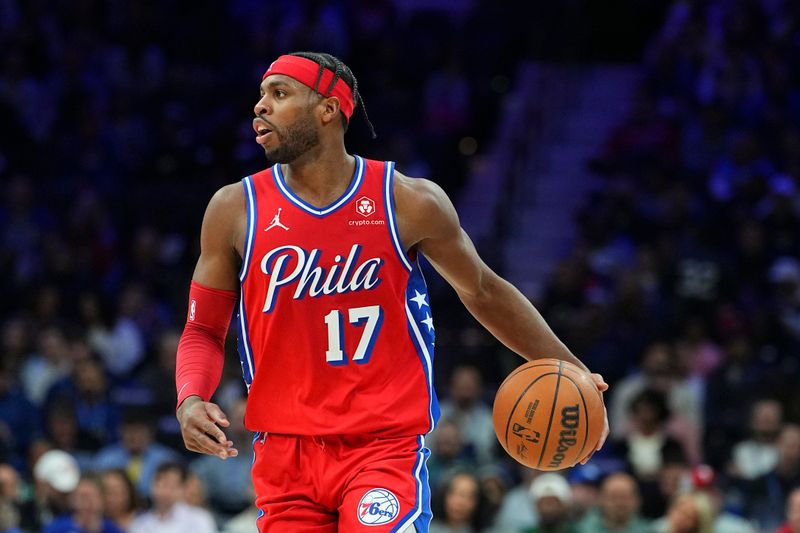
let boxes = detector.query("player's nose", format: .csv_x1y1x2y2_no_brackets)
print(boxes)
253,96,271,117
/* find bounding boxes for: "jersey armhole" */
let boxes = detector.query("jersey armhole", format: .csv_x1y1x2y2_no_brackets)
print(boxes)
238,175,258,282
383,161,414,272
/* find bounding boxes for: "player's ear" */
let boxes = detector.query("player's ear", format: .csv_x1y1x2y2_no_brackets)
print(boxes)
319,96,341,126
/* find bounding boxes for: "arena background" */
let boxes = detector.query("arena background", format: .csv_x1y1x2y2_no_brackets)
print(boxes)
1,1,799,532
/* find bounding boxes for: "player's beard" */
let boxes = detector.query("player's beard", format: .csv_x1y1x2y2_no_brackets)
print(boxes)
263,108,320,164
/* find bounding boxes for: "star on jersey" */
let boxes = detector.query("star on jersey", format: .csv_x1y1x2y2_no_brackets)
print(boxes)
409,290,429,310
421,313,434,332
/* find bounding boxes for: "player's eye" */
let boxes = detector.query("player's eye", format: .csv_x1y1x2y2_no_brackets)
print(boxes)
274,90,286,98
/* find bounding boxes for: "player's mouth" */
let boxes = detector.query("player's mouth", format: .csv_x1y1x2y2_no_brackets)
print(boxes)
253,119,275,145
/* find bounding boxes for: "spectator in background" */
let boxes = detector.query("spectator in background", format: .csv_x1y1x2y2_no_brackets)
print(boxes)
134,330,182,450
23,450,81,532
41,404,94,471
611,388,686,482
0,464,22,533
430,472,487,533
129,462,216,533
45,357,119,451
437,366,496,466
686,465,754,533
729,398,782,480
427,420,477,492
0,357,38,467
100,469,138,532
609,342,702,463
93,410,179,497
735,424,800,532
189,397,252,518
523,473,576,533
0,499,20,533
19,325,71,406
654,492,715,533
576,472,650,533
776,487,800,533
44,474,124,533
566,464,603,522
488,466,538,533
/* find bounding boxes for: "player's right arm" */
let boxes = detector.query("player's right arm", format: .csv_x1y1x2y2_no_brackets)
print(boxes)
175,183,245,460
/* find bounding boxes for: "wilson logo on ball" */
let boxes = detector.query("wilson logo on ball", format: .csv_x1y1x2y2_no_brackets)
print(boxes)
547,404,580,469
356,196,376,217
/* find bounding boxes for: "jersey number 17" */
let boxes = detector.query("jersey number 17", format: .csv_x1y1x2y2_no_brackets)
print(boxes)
323,305,383,365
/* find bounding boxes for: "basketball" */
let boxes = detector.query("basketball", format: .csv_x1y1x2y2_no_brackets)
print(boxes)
492,359,604,471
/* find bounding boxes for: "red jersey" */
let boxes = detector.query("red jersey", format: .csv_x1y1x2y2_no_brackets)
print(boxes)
237,156,440,436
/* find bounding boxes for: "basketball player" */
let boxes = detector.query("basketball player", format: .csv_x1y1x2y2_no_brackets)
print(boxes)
175,52,609,533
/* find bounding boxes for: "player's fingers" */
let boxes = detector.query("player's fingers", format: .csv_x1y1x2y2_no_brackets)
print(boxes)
190,430,236,458
199,417,231,446
596,413,610,451
205,403,230,428
589,373,609,392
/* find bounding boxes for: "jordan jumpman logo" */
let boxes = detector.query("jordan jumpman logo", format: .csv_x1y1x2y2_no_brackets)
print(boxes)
265,208,289,231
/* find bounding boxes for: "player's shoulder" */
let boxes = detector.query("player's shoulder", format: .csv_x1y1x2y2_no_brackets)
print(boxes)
392,169,450,214
207,180,246,213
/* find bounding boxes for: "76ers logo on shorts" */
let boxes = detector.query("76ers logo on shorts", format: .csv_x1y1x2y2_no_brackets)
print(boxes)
356,196,375,217
357,488,399,526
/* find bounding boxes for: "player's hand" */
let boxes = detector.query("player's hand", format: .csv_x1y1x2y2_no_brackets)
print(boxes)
580,373,609,465
177,396,239,460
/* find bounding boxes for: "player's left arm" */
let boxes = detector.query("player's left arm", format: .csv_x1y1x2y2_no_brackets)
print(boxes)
394,172,609,454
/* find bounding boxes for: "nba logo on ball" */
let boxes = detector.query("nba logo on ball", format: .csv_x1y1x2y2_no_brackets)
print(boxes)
357,488,399,525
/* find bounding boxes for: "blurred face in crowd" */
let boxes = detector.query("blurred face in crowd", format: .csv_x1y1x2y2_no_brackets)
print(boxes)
70,479,104,519
641,343,673,392
75,359,106,398
750,399,782,442
0,464,19,500
151,468,184,513
659,462,690,503
631,396,663,434
537,495,568,527
600,473,640,527
787,489,800,533
38,326,67,362
667,495,700,533
777,425,800,473
121,422,153,456
570,482,599,519
102,471,135,518
183,473,206,508
47,407,78,449
433,421,463,459
449,366,482,409
444,474,479,525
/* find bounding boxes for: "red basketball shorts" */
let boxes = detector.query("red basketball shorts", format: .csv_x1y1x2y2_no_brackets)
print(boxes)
251,433,432,532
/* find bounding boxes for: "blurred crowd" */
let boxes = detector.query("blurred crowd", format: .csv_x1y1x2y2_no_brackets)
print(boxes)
2,0,800,532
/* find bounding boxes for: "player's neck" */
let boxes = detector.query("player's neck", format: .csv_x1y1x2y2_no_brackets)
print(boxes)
281,143,355,207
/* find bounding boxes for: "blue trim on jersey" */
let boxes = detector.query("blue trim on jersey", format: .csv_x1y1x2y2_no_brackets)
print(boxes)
237,298,255,388
383,161,414,272
273,155,365,217
239,176,257,283
404,262,440,432
251,433,265,532
391,435,431,533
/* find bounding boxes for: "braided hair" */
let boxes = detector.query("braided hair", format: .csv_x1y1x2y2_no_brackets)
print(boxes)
288,51,376,139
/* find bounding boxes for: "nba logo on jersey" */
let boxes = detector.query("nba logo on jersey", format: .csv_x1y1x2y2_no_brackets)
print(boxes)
357,488,400,525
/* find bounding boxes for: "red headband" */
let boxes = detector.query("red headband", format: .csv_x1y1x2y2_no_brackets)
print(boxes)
262,55,355,120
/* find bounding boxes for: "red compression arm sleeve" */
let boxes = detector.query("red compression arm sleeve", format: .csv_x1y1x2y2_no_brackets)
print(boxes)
175,281,238,408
